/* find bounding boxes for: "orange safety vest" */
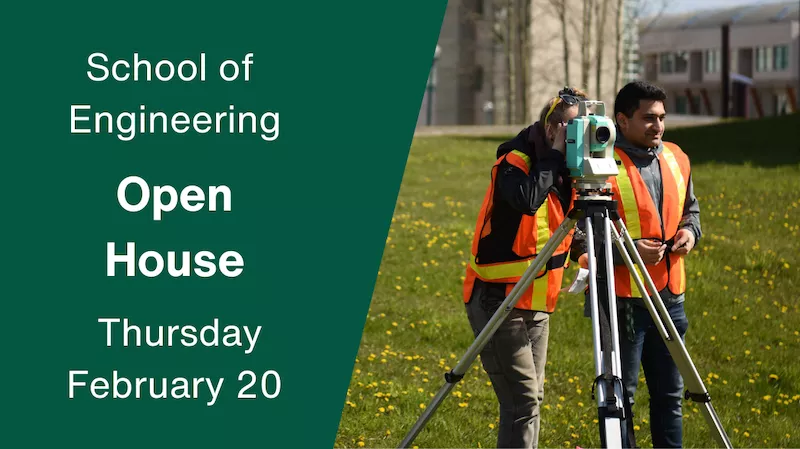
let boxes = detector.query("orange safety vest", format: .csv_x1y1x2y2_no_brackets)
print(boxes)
463,149,573,312
610,142,691,298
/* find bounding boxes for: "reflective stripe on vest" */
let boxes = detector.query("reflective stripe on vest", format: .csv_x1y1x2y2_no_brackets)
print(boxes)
468,194,550,282
464,149,572,312
661,146,687,218
612,144,690,297
613,150,646,297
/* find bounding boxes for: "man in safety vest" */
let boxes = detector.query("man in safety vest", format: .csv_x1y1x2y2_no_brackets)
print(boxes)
572,81,702,448
463,87,587,449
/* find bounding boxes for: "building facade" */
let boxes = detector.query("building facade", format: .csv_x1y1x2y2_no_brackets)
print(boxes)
417,0,630,127
417,0,493,127
638,1,799,118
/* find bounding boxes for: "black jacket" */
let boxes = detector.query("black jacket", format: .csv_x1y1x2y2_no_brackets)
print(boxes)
476,122,573,264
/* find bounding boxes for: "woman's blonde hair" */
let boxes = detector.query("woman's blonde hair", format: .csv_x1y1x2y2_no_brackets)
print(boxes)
538,87,589,127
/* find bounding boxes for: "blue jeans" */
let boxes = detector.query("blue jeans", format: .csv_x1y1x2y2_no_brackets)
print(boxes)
620,301,689,449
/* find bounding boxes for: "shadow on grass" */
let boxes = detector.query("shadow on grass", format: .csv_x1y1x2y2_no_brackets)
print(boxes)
442,113,800,168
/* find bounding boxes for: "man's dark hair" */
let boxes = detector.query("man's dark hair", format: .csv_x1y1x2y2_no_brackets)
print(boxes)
614,81,668,120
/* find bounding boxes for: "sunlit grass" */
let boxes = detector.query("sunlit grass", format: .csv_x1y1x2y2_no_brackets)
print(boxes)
335,114,800,448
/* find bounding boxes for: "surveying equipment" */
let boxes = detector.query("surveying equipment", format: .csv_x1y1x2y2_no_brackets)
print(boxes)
397,100,732,449
565,100,619,183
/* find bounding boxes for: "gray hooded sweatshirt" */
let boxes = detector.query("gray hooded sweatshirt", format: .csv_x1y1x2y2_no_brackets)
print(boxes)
572,128,702,308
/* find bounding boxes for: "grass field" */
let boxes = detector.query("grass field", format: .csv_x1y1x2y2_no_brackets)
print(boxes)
335,113,800,448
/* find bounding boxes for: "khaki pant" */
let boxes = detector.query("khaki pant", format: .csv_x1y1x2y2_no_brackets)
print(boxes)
466,280,550,449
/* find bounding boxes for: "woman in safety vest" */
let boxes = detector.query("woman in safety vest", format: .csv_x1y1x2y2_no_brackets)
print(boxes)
463,87,588,449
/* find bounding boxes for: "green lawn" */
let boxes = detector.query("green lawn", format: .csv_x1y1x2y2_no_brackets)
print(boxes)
335,113,800,448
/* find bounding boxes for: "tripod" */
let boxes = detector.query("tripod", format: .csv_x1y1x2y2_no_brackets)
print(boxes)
397,189,732,449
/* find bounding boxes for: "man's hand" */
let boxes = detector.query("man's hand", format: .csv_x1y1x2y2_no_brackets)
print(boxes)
636,239,667,265
671,228,696,256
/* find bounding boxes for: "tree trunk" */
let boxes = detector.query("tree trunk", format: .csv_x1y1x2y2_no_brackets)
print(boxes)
520,0,531,123
511,0,526,123
581,0,593,92
505,0,514,124
595,0,609,98
557,0,570,86
614,0,624,94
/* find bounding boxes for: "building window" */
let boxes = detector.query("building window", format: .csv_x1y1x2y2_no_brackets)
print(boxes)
674,51,688,73
660,52,688,74
660,52,673,74
704,49,721,73
774,93,790,115
675,95,688,114
773,45,789,71
756,46,775,72
756,46,765,72
473,65,484,91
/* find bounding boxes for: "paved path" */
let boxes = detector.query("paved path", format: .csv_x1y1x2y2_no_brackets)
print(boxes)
414,115,723,137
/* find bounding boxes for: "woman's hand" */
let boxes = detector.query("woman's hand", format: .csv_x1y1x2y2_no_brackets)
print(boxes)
551,122,567,156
